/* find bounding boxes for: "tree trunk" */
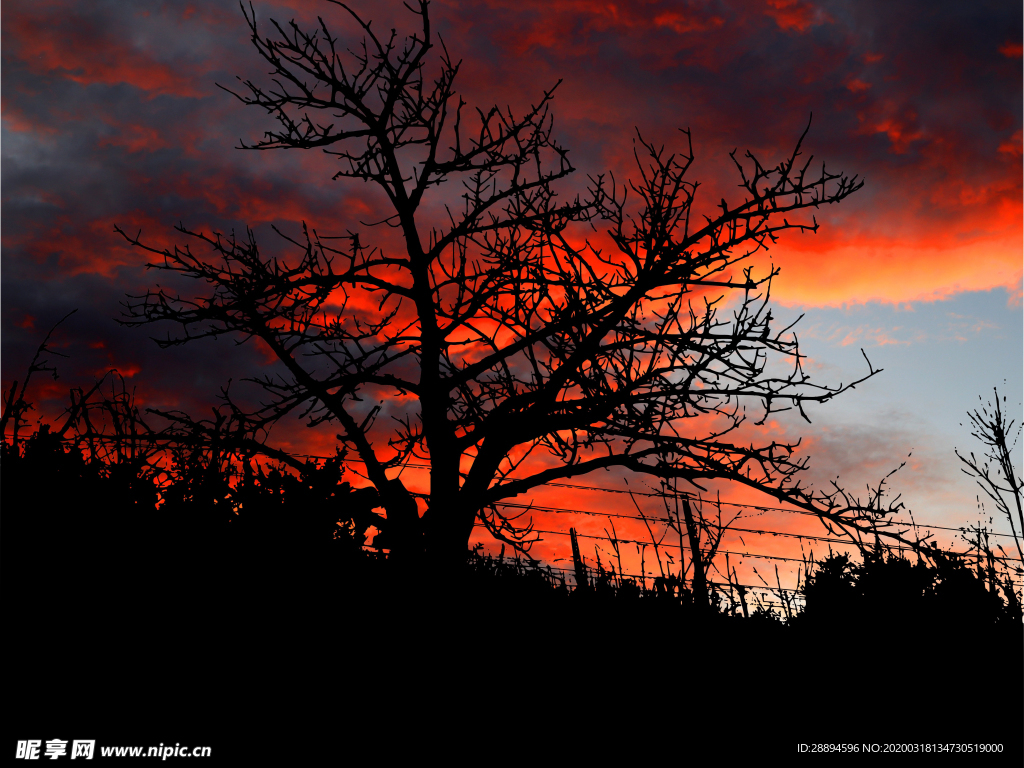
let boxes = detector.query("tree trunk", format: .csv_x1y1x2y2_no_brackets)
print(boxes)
376,479,422,567
419,496,478,580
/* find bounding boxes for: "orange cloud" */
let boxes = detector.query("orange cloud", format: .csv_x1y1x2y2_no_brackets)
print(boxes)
766,231,1022,307
800,322,921,347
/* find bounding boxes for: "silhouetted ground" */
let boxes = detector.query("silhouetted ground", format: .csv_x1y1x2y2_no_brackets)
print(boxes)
4,430,1021,762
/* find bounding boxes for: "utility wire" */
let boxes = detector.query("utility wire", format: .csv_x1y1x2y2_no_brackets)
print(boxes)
455,538,809,595
490,501,1024,558
329,456,1021,540
515,525,813,564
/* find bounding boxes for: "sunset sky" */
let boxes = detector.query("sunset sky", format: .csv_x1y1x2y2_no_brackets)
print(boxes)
3,0,1021,596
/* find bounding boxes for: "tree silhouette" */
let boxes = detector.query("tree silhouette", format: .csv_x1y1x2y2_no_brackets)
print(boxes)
117,1,909,568
956,388,1024,564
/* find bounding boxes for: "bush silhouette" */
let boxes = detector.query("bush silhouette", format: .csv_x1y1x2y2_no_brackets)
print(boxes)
799,546,1020,632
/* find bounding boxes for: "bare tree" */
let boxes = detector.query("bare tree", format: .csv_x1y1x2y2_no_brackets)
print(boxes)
117,1,912,568
956,388,1024,564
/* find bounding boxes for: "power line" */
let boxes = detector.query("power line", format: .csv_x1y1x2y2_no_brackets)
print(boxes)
476,523,1024,576
537,484,1024,541
490,501,1024,558
516,525,813,564
461,543,807,595
331,456,1022,541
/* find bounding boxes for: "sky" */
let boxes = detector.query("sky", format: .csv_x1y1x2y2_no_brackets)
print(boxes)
2,0,1021,599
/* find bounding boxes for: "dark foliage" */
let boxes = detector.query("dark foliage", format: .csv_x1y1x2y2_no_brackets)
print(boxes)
6,419,1017,627
3,417,1021,759
1,423,385,623
800,547,1021,630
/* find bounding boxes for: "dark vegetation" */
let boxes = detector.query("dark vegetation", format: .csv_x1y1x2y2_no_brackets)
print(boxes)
3,385,1021,754
6,383,1018,624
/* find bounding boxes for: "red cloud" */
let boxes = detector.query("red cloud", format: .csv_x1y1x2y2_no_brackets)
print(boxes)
764,0,829,32
653,11,726,34
1,102,59,136
18,210,174,277
998,42,1023,58
4,5,205,98
859,114,924,154
998,129,1023,157
100,363,142,379
97,124,172,154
